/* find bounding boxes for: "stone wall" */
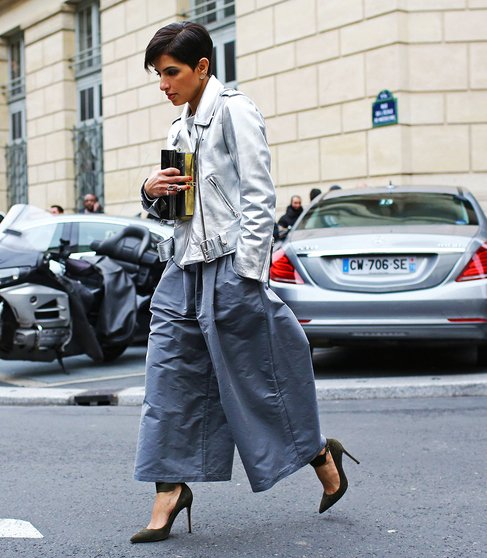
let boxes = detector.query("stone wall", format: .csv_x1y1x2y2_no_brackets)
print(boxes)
23,6,76,210
1,0,487,216
0,41,7,211
100,0,181,216
0,0,75,212
237,0,487,212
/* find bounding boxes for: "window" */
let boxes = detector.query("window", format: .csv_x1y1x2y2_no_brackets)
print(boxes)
74,1,102,125
73,1,104,212
189,0,236,88
77,80,102,124
73,1,101,77
298,193,479,230
7,34,25,101
77,221,123,252
21,223,66,252
0,222,66,253
76,221,167,252
5,33,28,206
10,110,23,141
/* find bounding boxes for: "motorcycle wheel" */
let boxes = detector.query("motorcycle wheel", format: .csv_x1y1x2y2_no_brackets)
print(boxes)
101,343,128,362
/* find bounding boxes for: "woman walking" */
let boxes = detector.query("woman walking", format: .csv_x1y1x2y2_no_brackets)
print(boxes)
131,21,359,544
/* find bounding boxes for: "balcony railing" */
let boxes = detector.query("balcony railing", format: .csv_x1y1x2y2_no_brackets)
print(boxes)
6,140,28,207
7,76,25,103
73,121,104,211
71,45,102,78
187,0,235,26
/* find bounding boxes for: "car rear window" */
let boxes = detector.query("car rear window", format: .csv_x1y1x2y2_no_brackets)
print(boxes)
297,193,479,229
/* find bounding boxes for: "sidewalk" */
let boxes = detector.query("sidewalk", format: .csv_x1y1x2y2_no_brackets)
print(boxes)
1,372,486,405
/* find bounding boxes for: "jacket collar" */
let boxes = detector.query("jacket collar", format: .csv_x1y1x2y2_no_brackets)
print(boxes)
180,75,224,127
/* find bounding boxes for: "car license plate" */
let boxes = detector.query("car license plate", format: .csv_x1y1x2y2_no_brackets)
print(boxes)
342,256,416,275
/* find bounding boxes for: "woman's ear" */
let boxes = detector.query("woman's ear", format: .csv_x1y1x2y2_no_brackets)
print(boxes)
197,57,209,77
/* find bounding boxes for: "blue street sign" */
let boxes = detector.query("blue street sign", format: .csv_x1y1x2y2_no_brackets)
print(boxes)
372,90,398,127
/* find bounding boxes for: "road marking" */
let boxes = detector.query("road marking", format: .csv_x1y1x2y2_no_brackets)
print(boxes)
0,376,46,388
47,372,145,387
0,519,43,538
0,372,145,389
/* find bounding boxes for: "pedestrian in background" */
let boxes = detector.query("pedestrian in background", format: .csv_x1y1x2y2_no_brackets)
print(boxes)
131,21,359,545
309,188,322,202
49,204,64,215
277,194,303,238
328,184,342,192
81,193,103,214
278,195,303,228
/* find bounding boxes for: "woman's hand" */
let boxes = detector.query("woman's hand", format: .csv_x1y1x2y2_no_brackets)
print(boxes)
144,165,192,198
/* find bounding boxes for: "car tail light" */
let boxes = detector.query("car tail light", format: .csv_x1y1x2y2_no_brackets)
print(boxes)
456,243,487,281
270,249,304,284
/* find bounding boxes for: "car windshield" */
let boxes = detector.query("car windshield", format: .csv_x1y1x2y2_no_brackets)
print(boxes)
297,192,479,230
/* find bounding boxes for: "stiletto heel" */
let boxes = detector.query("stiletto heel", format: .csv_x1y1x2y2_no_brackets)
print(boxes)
187,504,192,533
310,438,359,514
130,483,193,543
342,446,360,465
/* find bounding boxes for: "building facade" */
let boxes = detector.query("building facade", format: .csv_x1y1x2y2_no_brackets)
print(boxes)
1,0,487,217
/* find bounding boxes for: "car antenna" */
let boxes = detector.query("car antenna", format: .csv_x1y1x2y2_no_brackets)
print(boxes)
387,180,395,189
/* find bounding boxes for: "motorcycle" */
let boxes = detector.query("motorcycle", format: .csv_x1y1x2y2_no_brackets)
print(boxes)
0,208,164,370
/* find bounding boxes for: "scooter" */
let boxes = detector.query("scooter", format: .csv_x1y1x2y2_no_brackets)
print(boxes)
0,223,163,370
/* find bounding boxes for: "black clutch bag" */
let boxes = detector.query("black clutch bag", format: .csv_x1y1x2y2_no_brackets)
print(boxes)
160,149,195,221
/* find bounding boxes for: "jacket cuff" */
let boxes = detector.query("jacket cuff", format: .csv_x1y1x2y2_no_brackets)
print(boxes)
140,181,167,218
141,179,156,203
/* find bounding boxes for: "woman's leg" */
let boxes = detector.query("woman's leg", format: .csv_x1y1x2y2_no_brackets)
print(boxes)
196,255,324,492
311,447,340,495
147,483,183,530
134,261,235,528
135,261,235,483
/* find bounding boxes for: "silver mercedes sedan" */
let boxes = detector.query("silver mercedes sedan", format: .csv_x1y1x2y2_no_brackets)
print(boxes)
269,185,487,363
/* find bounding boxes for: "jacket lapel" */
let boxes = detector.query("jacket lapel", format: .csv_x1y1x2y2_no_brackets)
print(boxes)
194,76,225,128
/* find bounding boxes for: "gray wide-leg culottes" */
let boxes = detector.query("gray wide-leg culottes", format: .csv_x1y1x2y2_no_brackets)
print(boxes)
134,254,324,492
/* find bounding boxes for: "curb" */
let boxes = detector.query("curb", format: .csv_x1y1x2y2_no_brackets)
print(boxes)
314,376,487,400
1,374,486,406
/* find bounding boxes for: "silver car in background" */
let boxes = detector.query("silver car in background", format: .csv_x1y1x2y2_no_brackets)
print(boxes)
0,204,173,257
269,185,487,364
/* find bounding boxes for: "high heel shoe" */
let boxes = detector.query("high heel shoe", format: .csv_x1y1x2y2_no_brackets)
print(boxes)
130,483,193,543
310,438,360,514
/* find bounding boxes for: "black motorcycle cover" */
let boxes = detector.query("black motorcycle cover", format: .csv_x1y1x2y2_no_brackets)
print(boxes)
82,255,137,346
56,274,104,362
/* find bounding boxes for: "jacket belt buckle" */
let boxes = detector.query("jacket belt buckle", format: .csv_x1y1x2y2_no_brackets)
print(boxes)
200,234,231,263
200,239,217,263
156,237,174,262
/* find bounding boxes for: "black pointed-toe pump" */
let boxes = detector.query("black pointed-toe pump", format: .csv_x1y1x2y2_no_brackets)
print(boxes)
310,438,360,513
130,483,193,544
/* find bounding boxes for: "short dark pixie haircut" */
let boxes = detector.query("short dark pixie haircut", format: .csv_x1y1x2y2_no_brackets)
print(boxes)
144,21,213,73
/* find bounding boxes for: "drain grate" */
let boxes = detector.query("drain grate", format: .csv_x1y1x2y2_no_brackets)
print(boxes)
74,391,118,406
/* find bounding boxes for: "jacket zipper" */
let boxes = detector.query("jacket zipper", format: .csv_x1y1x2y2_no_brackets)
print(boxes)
207,176,240,218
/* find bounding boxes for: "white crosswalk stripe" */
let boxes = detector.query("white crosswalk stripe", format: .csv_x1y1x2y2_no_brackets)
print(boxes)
0,519,43,538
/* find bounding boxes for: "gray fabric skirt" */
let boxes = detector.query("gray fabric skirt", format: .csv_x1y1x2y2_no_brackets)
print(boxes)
134,254,324,492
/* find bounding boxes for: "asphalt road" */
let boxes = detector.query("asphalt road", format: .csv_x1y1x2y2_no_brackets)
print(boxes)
0,344,484,391
0,397,485,557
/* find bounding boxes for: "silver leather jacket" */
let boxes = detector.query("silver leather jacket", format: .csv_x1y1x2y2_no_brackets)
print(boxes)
142,76,275,283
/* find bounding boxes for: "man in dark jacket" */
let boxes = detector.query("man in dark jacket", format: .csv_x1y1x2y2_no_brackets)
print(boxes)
277,195,303,238
81,193,104,214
